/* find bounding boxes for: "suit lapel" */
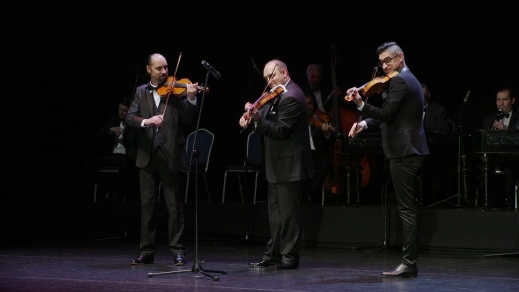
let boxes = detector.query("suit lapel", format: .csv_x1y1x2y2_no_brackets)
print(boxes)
145,90,155,117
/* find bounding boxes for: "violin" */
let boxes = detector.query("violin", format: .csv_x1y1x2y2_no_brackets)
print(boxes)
309,109,335,132
243,85,286,121
157,76,210,97
344,71,399,101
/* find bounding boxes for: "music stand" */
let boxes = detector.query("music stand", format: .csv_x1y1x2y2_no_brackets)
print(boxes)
426,101,469,209
147,71,226,281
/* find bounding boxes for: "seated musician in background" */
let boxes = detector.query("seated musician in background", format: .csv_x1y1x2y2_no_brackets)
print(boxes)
421,83,453,205
482,88,517,129
304,91,334,204
422,83,449,132
481,88,518,208
85,97,138,201
301,64,343,113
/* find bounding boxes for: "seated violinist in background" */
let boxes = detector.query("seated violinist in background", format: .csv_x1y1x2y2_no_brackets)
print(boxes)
301,64,342,113
304,91,334,205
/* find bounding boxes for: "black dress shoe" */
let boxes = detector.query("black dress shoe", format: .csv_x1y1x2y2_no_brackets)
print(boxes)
274,261,299,270
248,260,276,268
382,263,418,278
131,254,154,265
174,253,186,266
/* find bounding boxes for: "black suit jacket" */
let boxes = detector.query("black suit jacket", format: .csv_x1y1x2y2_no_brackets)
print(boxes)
94,115,138,159
126,84,198,172
255,80,314,183
482,109,519,130
362,69,429,159
424,101,449,132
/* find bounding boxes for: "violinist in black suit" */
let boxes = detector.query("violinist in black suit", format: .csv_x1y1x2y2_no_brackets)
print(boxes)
126,53,199,266
301,64,342,113
305,91,333,204
481,88,518,208
347,42,429,278
240,59,314,270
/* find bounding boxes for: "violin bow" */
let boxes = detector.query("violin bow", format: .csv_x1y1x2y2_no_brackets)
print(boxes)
246,64,278,117
161,52,182,116
240,64,278,132
156,52,182,132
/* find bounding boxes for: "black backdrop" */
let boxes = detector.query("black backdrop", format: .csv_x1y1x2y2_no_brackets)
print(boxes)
3,1,518,204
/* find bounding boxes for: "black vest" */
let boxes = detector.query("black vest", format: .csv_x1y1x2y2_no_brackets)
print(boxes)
152,100,164,152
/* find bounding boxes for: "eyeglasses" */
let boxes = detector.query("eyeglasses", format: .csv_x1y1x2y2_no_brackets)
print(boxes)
378,53,400,66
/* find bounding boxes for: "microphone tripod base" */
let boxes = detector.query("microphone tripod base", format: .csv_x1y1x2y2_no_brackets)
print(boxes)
147,261,227,281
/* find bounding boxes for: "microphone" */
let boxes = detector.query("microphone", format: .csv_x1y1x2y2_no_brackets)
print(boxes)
494,108,504,129
201,60,221,80
462,90,471,107
250,56,260,74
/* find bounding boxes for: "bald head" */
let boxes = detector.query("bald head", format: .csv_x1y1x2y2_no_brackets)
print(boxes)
146,53,168,85
263,59,289,89
306,64,323,89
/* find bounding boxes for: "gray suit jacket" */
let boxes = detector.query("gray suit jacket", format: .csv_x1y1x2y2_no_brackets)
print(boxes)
255,80,314,183
126,84,198,172
362,69,430,159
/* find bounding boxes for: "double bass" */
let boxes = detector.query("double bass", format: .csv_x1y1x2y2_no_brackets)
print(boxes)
326,46,371,201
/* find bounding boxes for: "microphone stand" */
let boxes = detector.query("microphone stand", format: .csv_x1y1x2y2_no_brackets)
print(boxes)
426,97,469,208
147,71,227,281
376,155,392,251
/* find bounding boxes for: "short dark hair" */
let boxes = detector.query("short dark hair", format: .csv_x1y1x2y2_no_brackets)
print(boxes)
376,42,403,56
497,88,511,96
119,96,131,107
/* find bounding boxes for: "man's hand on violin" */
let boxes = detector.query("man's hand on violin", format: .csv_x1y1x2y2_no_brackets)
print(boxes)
244,102,259,121
144,115,164,127
348,122,366,138
321,123,332,135
186,83,198,101
239,102,259,129
346,87,363,107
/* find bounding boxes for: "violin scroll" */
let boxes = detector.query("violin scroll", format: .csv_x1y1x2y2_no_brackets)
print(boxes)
344,71,399,102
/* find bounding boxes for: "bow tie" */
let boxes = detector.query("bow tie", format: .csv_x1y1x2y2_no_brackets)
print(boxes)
147,84,158,91
503,113,510,118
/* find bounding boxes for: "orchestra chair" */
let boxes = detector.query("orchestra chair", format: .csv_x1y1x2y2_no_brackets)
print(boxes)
184,128,214,203
222,131,263,204
94,166,126,203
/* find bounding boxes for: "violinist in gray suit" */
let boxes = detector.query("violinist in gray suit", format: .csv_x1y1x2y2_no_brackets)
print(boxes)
347,42,429,278
240,59,314,270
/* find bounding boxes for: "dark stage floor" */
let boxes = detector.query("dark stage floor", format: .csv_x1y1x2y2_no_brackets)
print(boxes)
1,239,519,292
